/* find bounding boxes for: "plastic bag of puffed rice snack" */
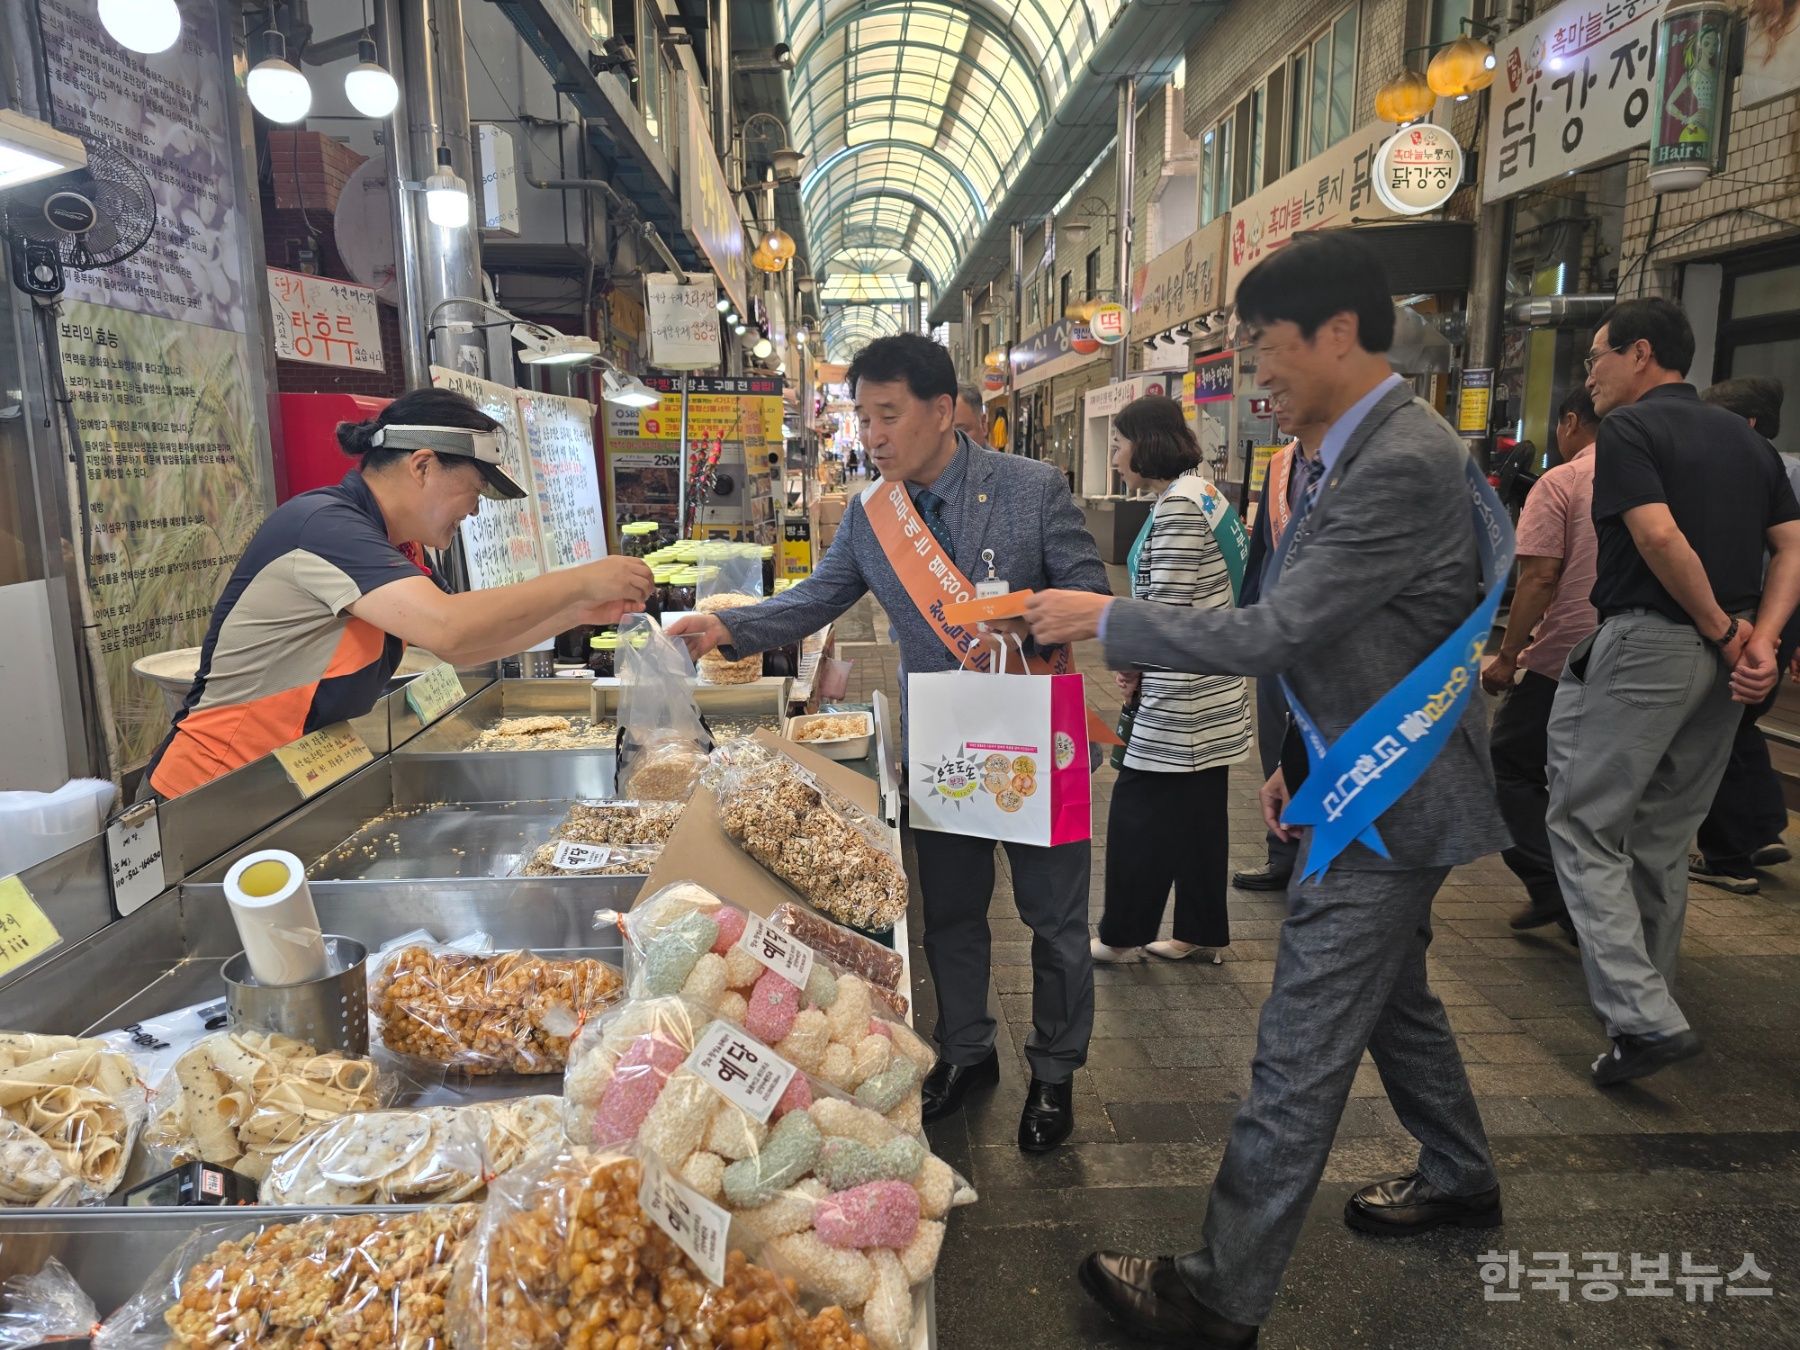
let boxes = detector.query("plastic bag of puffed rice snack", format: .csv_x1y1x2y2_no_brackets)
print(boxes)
616,613,713,800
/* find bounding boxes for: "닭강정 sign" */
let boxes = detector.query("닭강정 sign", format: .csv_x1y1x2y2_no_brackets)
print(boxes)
268,269,384,371
1372,124,1464,216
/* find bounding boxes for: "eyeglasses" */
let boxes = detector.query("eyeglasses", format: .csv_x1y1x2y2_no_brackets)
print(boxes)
1584,342,1627,373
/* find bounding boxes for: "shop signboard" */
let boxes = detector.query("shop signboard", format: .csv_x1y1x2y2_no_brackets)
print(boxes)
267,269,384,371
1009,319,1103,391
1085,381,1138,420
1131,215,1229,333
1457,369,1495,436
517,391,607,569
1648,4,1733,192
431,366,543,590
1224,122,1397,304
681,76,748,318
1481,0,1661,202
1372,124,1464,216
645,272,723,369
1192,351,1236,404
1089,302,1129,345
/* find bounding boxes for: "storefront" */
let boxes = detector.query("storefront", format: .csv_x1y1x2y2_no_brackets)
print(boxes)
1007,317,1109,484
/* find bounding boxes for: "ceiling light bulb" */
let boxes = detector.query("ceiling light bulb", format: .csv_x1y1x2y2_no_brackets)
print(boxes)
247,32,313,123
424,146,470,228
100,0,181,53
727,311,739,324
734,323,747,334
753,338,773,359
716,297,731,312
344,37,400,118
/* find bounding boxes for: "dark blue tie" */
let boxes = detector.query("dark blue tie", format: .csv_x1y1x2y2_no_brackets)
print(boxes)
1295,455,1326,521
915,488,953,549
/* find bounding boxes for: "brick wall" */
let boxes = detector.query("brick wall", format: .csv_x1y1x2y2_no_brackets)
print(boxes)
1353,0,1411,128
1184,0,1347,137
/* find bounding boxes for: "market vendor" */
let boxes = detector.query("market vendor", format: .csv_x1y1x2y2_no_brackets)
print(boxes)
144,388,653,799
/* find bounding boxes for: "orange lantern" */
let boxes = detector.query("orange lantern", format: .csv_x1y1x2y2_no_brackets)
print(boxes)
1427,36,1497,99
1374,69,1437,125
762,227,798,262
751,242,785,273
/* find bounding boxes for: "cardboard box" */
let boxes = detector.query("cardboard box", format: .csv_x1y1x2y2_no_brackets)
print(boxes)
816,493,847,525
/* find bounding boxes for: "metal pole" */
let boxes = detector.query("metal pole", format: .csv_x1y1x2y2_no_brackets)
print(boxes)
913,278,924,337
1464,197,1514,469
376,0,428,384
711,0,732,159
677,374,692,539
1007,223,1023,449
1112,77,1137,384
961,286,975,373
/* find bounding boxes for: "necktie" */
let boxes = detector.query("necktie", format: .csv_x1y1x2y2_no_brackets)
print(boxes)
1296,455,1326,521
915,488,954,550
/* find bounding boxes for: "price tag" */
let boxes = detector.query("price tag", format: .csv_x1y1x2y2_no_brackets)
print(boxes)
549,841,615,872
0,875,63,977
638,1157,729,1286
684,1020,796,1124
272,723,374,798
405,662,465,724
737,914,815,990
106,801,165,916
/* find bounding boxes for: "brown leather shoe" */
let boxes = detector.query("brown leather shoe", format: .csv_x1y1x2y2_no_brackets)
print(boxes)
1344,1172,1502,1236
1077,1252,1259,1347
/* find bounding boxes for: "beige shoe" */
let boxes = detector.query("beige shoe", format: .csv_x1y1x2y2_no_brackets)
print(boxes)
1090,937,1145,963
1146,940,1222,964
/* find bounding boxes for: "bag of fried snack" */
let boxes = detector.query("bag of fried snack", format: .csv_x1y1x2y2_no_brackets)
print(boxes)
616,613,712,801
90,1206,478,1349
562,997,974,1350
447,1147,871,1349
0,1032,146,1205
369,942,624,1074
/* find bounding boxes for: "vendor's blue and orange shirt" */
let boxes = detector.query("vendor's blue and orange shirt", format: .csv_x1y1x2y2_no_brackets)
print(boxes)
146,471,444,798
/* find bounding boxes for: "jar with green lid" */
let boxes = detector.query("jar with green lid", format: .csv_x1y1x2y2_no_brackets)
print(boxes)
651,564,679,618
620,521,660,557
587,630,620,678
668,566,698,614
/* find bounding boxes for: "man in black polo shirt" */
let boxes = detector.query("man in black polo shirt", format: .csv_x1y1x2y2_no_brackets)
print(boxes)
1544,298,1800,1087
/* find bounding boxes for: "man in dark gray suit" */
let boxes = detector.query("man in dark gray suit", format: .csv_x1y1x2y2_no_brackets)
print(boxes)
670,333,1110,1153
1028,233,1509,1346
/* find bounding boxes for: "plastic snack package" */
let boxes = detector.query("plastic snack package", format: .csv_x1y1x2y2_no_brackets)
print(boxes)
616,613,712,800
0,1259,99,1348
258,1094,563,1206
695,539,764,610
90,1205,478,1349
518,839,662,877
369,943,625,1074
562,997,974,1350
141,1029,389,1183
709,741,908,932
555,798,685,847
0,1032,146,1205
770,904,906,998
446,1147,872,1349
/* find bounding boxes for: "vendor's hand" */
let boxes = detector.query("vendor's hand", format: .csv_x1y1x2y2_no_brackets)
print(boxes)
1025,590,1110,645
665,612,730,658
1479,652,1518,696
570,556,654,626
1114,671,1140,697
1260,768,1296,843
1730,632,1778,705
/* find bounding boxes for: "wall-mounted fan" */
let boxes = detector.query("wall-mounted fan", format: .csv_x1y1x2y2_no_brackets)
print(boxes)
1,132,157,299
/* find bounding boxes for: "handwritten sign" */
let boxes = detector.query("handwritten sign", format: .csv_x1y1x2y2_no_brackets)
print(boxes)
0,875,63,977
517,390,607,570
106,801,165,916
639,1157,729,1285
646,272,723,369
272,723,374,798
405,662,465,724
1131,215,1228,333
268,269,383,371
431,366,544,589
685,1020,797,1123
738,914,816,990
549,842,615,871
1482,0,1660,202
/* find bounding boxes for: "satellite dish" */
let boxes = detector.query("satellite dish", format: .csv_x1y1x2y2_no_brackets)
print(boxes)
335,157,399,304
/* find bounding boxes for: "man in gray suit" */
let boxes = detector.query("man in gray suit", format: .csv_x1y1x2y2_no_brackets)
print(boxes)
1028,233,1509,1346
669,333,1110,1153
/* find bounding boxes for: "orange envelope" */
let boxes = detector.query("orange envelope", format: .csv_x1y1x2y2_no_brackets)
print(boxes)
940,589,1034,626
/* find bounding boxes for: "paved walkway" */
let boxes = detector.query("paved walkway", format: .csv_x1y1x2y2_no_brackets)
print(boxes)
834,576,1800,1349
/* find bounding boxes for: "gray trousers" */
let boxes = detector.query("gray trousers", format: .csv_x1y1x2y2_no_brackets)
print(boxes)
1545,611,1739,1040
1177,855,1494,1325
911,829,1094,1083
1255,676,1298,870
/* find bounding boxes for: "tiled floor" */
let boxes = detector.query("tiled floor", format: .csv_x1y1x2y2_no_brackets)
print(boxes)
834,576,1800,1349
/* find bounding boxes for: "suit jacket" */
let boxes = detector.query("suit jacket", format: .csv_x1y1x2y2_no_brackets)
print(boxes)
1102,384,1510,871
719,435,1111,685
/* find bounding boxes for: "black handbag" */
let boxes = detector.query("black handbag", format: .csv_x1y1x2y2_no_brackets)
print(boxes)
1109,693,1140,771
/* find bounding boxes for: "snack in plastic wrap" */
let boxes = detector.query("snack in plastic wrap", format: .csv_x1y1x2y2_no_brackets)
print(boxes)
557,799,684,846
617,614,713,801
562,998,974,1349
697,650,764,685
446,1148,871,1348
771,904,906,995
0,1033,144,1204
370,945,624,1073
519,841,661,877
0,1258,99,1349
91,1205,477,1348
143,1030,380,1183
259,1095,563,1205
711,744,908,931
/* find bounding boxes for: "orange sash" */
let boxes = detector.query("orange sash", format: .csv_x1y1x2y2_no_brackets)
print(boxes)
1265,440,1298,543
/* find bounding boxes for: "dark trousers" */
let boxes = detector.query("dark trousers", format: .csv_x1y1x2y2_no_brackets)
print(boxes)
1255,677,1297,871
1488,669,1566,915
1696,696,1788,876
911,829,1094,1083
1100,764,1231,948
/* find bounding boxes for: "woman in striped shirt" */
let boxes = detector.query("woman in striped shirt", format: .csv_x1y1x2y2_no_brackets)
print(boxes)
1092,396,1254,964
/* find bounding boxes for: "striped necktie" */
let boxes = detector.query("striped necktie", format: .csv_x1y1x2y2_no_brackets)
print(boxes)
1296,455,1326,520
915,488,954,549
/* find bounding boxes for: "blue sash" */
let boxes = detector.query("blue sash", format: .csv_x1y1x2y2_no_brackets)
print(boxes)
1278,457,1514,880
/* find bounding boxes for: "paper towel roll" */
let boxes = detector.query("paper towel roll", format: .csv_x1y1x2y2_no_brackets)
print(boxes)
223,850,330,986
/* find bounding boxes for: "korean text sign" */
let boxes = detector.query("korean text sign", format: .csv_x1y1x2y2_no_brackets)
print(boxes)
268,269,384,371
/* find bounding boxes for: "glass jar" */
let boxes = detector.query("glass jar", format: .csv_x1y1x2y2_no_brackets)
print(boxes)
760,544,776,597
555,623,595,662
668,567,697,615
587,631,620,677
621,521,660,557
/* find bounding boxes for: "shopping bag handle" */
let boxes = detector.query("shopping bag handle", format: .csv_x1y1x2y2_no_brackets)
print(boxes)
959,630,1026,674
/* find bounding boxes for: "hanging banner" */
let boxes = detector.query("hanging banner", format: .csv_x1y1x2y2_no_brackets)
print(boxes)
517,390,607,569
1481,0,1661,202
267,269,384,371
680,75,748,317
646,272,723,369
430,366,543,589
1131,215,1229,333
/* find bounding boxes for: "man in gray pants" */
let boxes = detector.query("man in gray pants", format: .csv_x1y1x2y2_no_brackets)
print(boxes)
1546,299,1800,1087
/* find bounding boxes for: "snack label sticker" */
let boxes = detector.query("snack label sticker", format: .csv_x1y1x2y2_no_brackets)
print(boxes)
640,1156,729,1285
405,662,465,724
549,841,615,872
738,914,815,990
106,800,165,916
272,723,374,797
686,1020,797,1123
0,875,63,977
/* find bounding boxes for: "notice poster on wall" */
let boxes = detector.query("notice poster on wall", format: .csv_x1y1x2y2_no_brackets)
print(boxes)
268,269,384,371
430,366,543,589
517,391,606,569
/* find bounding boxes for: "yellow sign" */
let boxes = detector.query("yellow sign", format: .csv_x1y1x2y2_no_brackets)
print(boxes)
272,723,374,798
1457,369,1494,436
1250,445,1282,494
0,875,63,977
405,662,465,725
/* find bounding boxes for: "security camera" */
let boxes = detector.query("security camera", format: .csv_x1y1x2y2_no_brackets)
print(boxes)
772,42,793,68
592,37,639,84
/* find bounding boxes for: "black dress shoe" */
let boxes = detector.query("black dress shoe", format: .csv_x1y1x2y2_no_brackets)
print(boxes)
920,1048,999,1123
1509,899,1568,930
1078,1252,1259,1347
1344,1173,1502,1236
1018,1077,1073,1153
1591,1029,1702,1085
1231,863,1291,891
